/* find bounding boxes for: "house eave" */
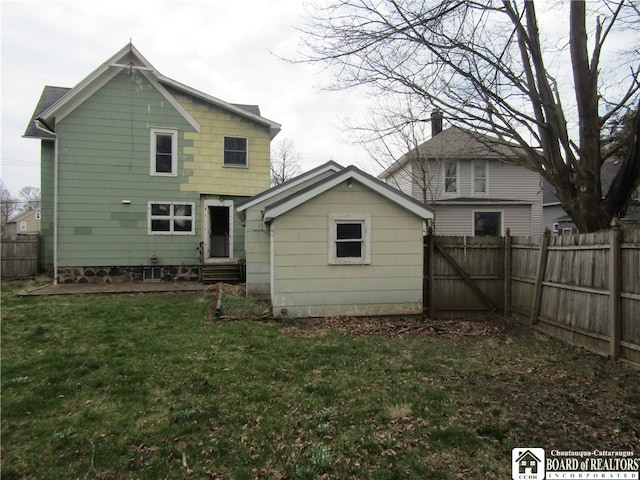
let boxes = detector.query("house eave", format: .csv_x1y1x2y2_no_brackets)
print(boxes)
158,75,282,139
264,165,434,223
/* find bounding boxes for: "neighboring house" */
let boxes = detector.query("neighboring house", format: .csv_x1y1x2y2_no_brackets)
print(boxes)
379,119,542,236
543,160,640,234
237,163,433,318
3,209,41,238
24,43,280,283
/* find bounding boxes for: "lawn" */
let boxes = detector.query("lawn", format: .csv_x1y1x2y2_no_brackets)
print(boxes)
1,280,639,479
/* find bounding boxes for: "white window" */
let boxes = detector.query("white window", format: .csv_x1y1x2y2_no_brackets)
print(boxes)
328,214,371,265
35,211,41,220
472,160,487,194
552,222,559,233
473,211,502,236
223,136,248,167
444,161,457,193
148,202,194,235
150,128,177,176
20,221,27,231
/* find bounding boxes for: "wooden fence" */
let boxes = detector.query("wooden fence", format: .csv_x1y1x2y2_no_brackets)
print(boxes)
1,235,41,279
424,226,640,366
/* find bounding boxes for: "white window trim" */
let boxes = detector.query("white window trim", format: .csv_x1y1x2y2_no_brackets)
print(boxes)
443,160,459,195
222,136,249,168
148,201,195,235
150,128,178,176
20,221,27,231
328,213,371,265
472,209,503,236
472,159,488,195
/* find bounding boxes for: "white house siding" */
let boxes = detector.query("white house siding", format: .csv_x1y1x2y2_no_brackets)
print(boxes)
271,182,424,318
405,158,542,235
433,204,538,236
384,162,414,197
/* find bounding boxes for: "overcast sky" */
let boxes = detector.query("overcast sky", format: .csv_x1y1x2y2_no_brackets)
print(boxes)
1,0,374,196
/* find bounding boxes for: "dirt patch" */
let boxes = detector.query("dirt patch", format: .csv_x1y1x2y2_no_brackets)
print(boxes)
278,314,519,338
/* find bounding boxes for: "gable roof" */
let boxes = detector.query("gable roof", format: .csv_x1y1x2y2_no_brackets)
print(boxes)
23,86,71,139
263,164,434,222
236,161,345,215
379,126,525,179
7,208,40,224
24,43,281,139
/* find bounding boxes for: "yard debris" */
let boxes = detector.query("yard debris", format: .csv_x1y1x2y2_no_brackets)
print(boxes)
279,314,515,338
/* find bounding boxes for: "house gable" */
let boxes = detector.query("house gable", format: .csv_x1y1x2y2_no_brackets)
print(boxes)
265,165,434,223
36,44,200,134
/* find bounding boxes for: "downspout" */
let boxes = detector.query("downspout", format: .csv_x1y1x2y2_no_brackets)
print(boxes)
53,135,59,284
36,118,59,284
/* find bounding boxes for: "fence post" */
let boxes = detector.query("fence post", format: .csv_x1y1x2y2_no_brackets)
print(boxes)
504,229,512,318
609,220,621,361
427,228,435,319
530,228,550,325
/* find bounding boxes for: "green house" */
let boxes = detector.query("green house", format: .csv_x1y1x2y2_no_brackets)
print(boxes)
24,44,280,283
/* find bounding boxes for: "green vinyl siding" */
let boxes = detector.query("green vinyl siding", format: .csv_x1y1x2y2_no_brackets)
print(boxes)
40,141,55,266
54,69,200,267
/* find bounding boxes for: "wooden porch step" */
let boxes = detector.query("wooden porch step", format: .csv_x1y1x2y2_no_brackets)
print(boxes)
200,263,244,284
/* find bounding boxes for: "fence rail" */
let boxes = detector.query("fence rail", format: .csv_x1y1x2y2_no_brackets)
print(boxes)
425,226,640,366
1,235,41,279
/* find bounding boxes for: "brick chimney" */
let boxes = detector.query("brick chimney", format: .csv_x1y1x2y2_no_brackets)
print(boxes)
431,109,443,136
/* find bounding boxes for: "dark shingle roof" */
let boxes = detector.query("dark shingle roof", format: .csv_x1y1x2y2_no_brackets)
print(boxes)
23,86,71,139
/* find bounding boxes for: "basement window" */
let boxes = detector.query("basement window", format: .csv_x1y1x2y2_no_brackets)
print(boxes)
328,214,371,265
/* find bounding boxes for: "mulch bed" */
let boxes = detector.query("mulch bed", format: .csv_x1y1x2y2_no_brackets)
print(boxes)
278,314,519,338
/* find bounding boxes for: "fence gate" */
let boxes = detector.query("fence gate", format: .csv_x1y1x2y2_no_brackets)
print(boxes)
424,234,503,317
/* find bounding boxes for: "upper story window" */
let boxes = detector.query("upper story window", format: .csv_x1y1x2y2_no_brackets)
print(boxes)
444,161,457,194
150,128,177,176
473,160,488,194
223,136,248,167
148,202,194,235
328,214,371,265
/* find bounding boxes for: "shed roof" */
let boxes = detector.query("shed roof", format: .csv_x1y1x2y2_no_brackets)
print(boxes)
263,164,434,222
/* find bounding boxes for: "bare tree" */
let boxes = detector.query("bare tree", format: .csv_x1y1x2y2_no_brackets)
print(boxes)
271,138,302,185
18,186,41,212
1,180,18,226
299,0,640,232
354,97,444,225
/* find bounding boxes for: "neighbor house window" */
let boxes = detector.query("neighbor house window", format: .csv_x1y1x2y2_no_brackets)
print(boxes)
474,211,502,236
20,222,27,231
148,202,194,235
444,161,457,193
328,214,371,265
223,136,248,167
473,160,487,194
150,128,177,176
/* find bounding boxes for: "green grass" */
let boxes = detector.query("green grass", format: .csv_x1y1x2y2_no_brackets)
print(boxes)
2,280,639,479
